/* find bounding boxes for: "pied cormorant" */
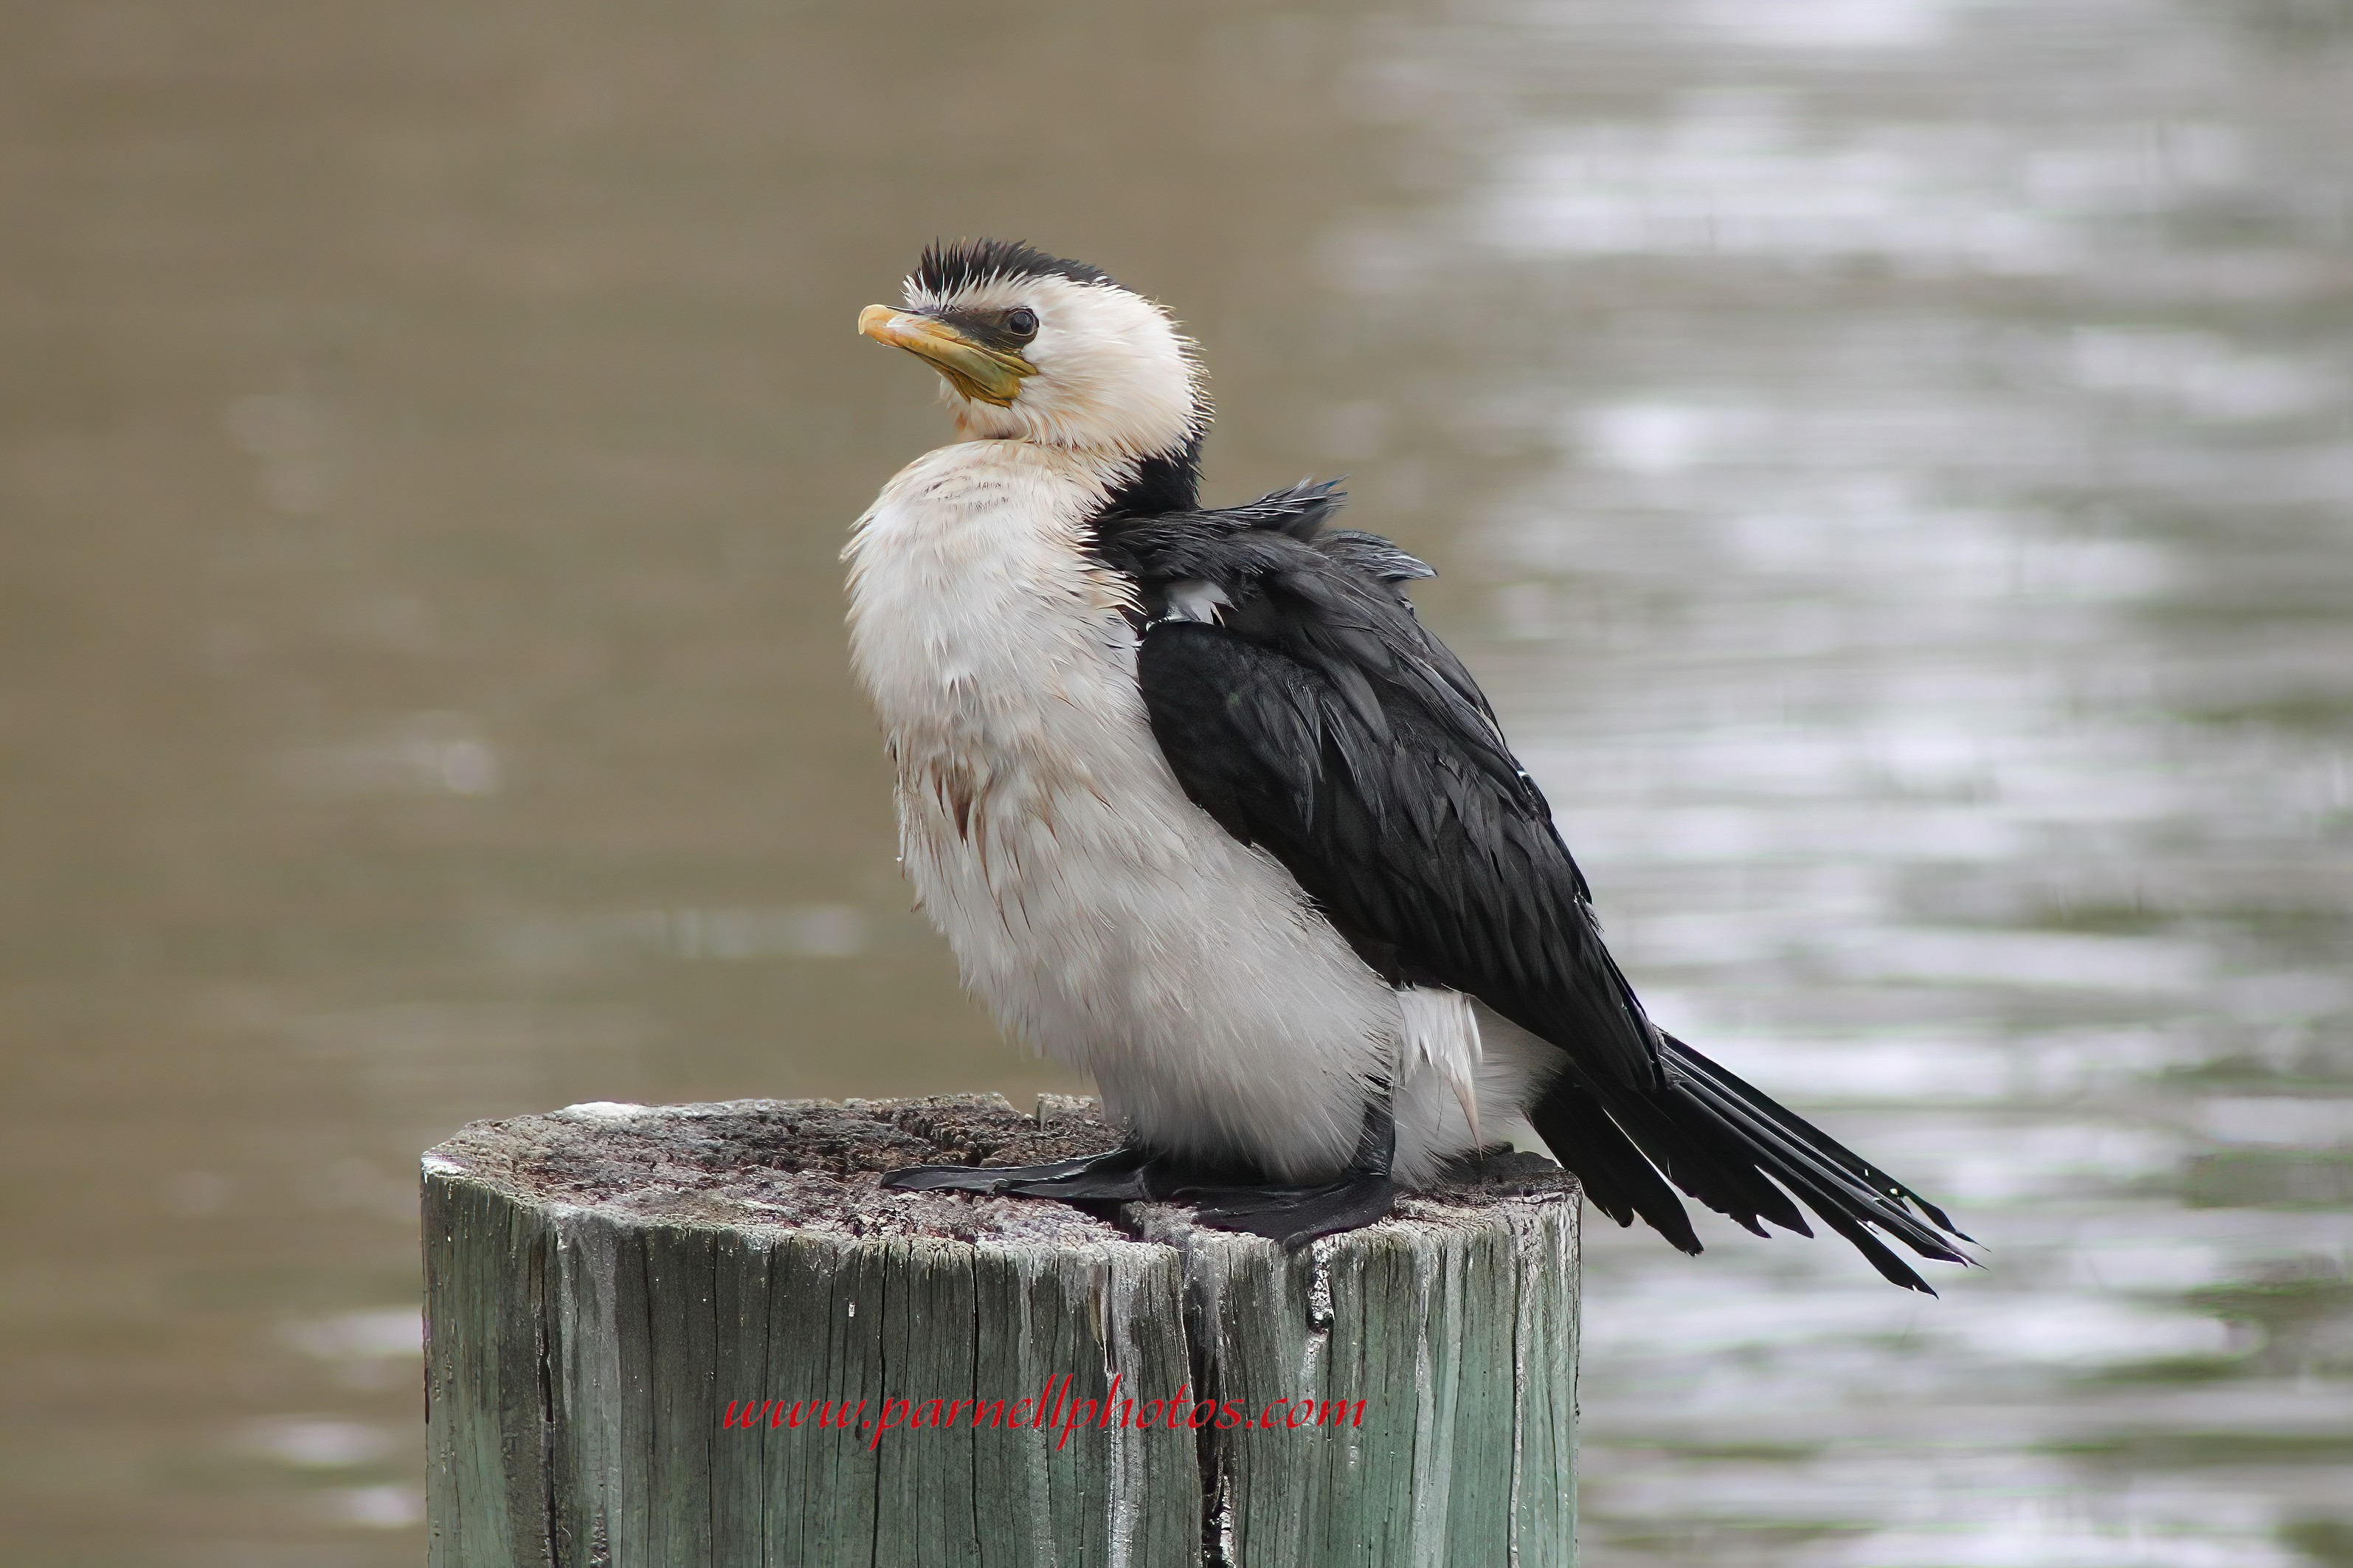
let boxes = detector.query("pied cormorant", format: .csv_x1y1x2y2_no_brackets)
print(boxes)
846,238,1969,1290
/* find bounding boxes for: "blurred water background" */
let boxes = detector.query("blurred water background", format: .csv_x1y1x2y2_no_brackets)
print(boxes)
4,0,2350,1563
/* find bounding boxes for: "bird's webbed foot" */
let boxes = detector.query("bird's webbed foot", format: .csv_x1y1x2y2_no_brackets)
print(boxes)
1174,1093,1399,1250
882,1090,1400,1251
879,1143,1156,1203
1181,1172,1397,1248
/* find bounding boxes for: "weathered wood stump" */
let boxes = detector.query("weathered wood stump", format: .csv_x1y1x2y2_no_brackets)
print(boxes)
423,1094,1579,1567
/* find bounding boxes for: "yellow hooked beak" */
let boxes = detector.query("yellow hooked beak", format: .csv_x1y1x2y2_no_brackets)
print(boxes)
858,304,1034,407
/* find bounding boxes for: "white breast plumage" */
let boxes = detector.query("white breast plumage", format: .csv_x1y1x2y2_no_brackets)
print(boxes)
844,439,1414,1181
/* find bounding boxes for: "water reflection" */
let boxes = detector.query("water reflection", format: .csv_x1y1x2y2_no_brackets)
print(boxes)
1,0,2346,1561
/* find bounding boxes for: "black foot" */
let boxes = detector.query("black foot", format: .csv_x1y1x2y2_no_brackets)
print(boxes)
1174,1091,1399,1248
1183,1172,1398,1248
880,1144,1155,1203
881,1090,1401,1251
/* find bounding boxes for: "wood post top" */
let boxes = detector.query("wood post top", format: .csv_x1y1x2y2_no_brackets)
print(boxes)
422,1092,1579,1250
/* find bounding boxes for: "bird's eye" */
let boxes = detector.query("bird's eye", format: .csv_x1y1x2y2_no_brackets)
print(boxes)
1004,307,1038,338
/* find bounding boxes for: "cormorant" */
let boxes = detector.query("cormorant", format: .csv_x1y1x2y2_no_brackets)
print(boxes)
847,239,1969,1291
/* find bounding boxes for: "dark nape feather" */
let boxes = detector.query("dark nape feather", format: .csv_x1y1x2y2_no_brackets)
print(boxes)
1111,473,1972,1290
1093,434,1206,524
1093,477,1342,569
912,238,1110,297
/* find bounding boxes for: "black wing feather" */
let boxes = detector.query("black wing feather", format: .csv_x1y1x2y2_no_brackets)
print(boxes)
1139,623,1661,1090
1109,483,1972,1289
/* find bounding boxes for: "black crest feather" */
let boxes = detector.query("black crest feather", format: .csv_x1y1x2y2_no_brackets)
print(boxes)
912,238,1110,297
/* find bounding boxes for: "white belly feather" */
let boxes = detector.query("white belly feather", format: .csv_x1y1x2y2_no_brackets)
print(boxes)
845,439,1535,1184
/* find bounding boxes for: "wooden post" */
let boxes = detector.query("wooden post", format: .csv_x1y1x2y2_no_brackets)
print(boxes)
423,1094,1579,1567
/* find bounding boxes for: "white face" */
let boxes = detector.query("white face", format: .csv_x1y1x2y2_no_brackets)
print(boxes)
885,272,1205,460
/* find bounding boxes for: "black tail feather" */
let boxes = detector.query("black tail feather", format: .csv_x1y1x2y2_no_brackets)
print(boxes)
1524,1080,1703,1254
1739,1155,1944,1294
1663,1035,1974,1242
1666,1073,1960,1294
1668,1063,1966,1263
1601,1086,1815,1240
1526,1034,1974,1291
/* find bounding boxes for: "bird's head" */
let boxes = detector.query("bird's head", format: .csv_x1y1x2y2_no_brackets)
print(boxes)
859,240,1205,461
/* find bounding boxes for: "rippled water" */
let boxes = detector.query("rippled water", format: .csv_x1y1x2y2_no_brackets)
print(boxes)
1351,6,2353,1564
3,0,2348,1563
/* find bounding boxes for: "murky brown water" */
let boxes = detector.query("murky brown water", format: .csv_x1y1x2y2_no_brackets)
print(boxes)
4,0,2349,1562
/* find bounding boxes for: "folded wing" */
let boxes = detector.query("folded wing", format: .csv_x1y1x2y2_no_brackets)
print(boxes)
1109,483,1972,1290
